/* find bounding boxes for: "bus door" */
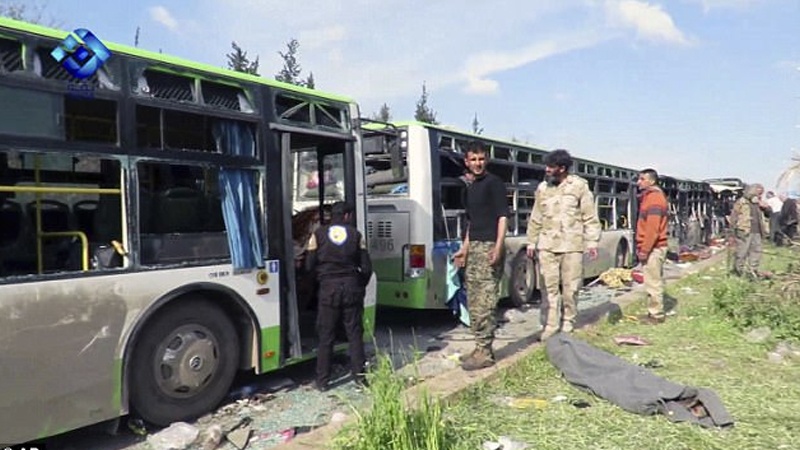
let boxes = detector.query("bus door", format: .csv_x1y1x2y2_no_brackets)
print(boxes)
278,129,357,360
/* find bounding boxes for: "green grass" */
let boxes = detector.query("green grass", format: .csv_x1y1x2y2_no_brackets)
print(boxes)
449,248,800,450
336,247,800,450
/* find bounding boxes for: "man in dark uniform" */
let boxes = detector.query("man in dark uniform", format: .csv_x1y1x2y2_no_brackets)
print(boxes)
305,202,373,391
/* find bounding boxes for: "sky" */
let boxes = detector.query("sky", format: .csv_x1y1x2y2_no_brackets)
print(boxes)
9,0,800,189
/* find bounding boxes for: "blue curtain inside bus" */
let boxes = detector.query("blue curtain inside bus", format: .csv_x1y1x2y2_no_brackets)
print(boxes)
213,120,264,270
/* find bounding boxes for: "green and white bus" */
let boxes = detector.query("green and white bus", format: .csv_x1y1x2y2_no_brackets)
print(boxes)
362,121,635,312
0,17,374,445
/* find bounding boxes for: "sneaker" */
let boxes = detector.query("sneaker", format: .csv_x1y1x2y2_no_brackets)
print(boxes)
461,347,495,371
638,314,665,325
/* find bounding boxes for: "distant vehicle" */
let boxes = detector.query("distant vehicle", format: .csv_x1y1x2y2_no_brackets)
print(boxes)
361,121,636,311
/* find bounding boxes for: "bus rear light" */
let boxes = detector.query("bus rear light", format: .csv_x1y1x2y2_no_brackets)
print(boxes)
404,244,426,278
409,244,425,268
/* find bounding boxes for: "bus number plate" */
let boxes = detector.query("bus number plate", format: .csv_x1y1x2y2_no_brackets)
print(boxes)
370,238,395,252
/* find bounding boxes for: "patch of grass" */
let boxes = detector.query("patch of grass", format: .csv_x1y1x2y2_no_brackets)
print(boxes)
446,253,800,450
332,353,471,450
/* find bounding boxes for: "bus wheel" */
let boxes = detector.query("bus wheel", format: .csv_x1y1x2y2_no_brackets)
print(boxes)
510,251,538,308
615,241,629,268
129,300,239,426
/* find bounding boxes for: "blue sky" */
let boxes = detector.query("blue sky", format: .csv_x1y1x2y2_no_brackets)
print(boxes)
10,0,799,189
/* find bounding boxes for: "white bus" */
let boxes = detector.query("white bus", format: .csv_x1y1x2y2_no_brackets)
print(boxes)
361,121,635,313
0,17,374,445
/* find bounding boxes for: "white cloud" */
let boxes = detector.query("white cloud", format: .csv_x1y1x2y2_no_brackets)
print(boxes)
462,32,612,95
606,0,690,45
149,6,179,32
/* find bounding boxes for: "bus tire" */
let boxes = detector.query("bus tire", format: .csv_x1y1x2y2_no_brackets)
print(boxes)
128,300,239,426
510,251,538,308
615,241,629,268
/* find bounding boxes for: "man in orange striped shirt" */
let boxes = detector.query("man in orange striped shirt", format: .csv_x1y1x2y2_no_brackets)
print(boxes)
636,169,669,324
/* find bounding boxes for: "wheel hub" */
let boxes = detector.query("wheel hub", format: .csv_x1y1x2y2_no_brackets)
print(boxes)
154,325,219,398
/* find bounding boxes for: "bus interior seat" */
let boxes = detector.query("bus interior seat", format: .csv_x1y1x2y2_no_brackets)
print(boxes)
74,199,99,240
26,199,73,232
206,195,225,232
154,187,204,233
93,195,122,243
0,199,24,247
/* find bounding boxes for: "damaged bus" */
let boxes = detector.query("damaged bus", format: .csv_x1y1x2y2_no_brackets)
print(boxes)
0,17,374,445
361,121,636,315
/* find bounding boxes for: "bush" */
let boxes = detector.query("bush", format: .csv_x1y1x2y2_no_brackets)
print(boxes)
712,275,800,341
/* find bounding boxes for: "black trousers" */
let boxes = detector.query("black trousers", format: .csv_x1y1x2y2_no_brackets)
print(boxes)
315,278,366,385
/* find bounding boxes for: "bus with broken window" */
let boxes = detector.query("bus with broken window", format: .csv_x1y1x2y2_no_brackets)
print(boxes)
361,121,636,313
0,17,374,445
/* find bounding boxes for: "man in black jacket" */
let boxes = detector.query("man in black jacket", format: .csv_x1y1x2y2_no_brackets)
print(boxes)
306,202,373,391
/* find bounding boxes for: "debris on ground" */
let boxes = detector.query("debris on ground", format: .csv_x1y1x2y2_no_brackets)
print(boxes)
506,396,549,410
613,335,651,346
596,268,634,288
744,327,772,343
145,422,199,450
197,425,223,450
482,436,529,450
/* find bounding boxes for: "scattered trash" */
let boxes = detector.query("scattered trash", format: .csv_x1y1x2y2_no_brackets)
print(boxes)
483,436,529,450
225,417,252,450
198,425,223,450
127,417,147,436
597,268,634,288
614,335,651,346
550,394,568,403
744,327,772,343
767,352,785,365
680,287,698,295
507,397,548,410
330,412,349,424
502,308,527,324
631,270,644,284
639,359,665,369
146,422,200,450
570,399,592,409
773,341,800,359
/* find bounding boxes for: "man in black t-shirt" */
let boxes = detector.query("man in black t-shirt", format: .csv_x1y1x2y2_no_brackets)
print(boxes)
452,141,508,371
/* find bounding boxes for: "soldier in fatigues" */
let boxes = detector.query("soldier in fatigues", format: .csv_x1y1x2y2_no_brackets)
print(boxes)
729,183,769,278
305,202,373,391
452,141,508,371
526,149,601,341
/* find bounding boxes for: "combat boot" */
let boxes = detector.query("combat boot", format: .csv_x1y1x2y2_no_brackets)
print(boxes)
540,326,558,341
461,347,495,371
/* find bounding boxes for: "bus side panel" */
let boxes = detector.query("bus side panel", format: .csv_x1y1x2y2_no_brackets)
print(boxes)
0,265,282,445
0,278,127,445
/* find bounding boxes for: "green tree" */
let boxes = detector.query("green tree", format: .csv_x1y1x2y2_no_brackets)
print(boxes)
226,41,260,75
276,38,315,88
414,82,438,124
372,103,392,122
0,1,59,26
471,112,484,135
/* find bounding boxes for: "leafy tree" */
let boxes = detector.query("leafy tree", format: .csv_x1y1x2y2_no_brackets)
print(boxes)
414,82,438,124
226,41,260,75
471,113,484,135
276,38,308,87
372,103,392,122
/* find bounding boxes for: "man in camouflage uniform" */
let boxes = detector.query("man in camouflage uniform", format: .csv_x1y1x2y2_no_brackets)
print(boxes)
729,183,769,277
452,141,508,371
526,149,601,341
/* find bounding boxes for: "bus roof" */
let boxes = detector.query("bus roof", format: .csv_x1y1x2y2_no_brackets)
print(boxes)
0,16,355,104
